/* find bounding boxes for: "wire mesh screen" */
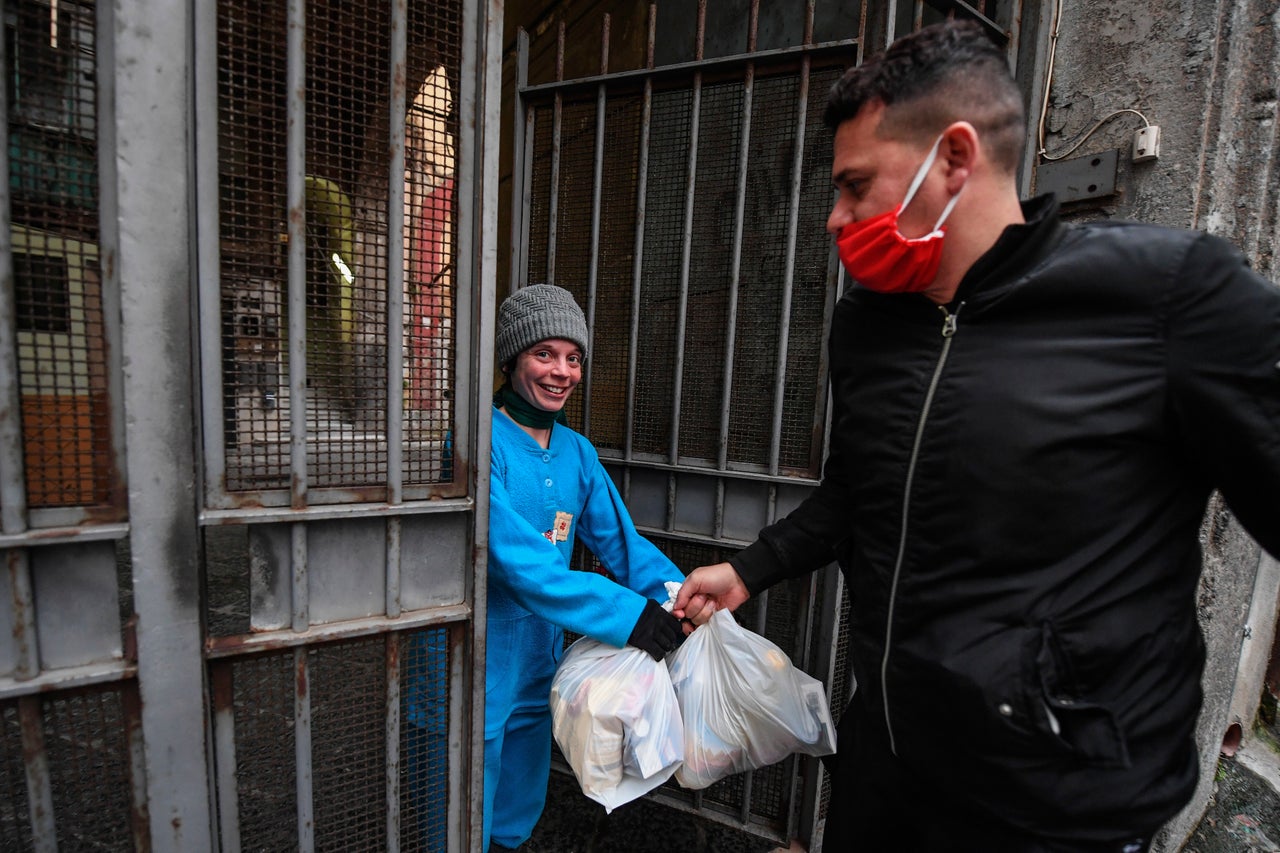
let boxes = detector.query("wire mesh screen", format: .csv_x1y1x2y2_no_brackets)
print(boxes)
402,628,451,853
204,525,250,638
6,0,113,509
0,687,139,851
775,67,842,472
0,703,31,851
523,69,837,477
584,97,643,443
674,80,741,463
628,86,691,459
523,101,553,310
42,688,138,849
229,651,299,849
223,630,451,850
216,0,461,492
312,637,387,850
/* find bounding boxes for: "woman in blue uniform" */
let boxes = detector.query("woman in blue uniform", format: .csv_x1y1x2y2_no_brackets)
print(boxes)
484,283,686,852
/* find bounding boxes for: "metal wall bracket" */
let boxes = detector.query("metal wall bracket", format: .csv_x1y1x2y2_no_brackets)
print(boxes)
1035,149,1119,202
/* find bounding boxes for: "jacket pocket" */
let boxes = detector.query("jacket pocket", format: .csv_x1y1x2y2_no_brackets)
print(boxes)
1034,621,1131,768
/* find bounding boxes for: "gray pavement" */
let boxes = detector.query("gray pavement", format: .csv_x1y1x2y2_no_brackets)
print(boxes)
525,770,785,853
524,753,1280,853
1183,754,1280,853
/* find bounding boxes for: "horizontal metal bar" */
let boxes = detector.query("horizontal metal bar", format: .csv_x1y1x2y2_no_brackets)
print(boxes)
519,38,859,98
0,523,130,550
204,604,473,659
0,660,137,701
199,497,475,526
600,452,820,486
205,481,469,511
632,524,753,552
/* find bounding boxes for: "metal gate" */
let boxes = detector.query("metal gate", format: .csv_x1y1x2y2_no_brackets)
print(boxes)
508,0,1026,846
0,0,500,849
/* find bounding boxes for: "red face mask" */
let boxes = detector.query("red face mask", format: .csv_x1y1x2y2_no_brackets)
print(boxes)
835,135,963,294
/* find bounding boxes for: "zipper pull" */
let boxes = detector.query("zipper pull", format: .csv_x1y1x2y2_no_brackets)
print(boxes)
939,303,962,338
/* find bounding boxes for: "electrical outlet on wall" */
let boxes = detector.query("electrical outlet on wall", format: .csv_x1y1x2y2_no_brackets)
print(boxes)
1132,125,1161,162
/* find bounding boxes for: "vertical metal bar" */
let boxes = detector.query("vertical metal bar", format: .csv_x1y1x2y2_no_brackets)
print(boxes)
914,0,925,31
286,0,311,651
664,0,707,531
292,522,309,632
385,635,402,853
114,0,213,843
809,260,840,476
466,0,504,845
546,22,566,286
387,517,403,617
509,30,531,296
767,3,814,478
516,103,536,291
0,0,25,537
737,586,773,826
448,623,468,853
622,4,657,502
97,0,127,515
795,566,834,844
857,0,869,65
781,567,821,844
885,0,899,46
581,15,611,439
0,12,39,684
387,0,407,505
1005,0,1025,77
453,0,489,507
713,0,761,539
5,549,37,680
667,0,706,470
19,696,56,853
295,648,314,852
195,0,228,506
123,684,153,852
287,0,309,510
385,0,408,623
212,665,243,853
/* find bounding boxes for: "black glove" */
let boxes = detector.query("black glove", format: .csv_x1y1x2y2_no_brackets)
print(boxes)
626,599,686,661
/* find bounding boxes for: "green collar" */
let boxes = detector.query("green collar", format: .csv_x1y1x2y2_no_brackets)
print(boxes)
493,382,568,430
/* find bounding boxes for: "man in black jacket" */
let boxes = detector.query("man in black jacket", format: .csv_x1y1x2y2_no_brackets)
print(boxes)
674,18,1280,853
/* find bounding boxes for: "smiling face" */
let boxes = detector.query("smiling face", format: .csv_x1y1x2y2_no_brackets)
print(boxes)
509,338,583,412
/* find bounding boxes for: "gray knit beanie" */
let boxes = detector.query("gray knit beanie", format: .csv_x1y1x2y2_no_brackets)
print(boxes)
495,283,589,368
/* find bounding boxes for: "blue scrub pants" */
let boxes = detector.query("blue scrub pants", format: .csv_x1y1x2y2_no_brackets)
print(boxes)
483,614,561,852
484,705,552,850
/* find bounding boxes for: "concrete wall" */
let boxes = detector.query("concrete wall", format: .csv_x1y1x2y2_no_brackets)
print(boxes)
1035,2,1280,849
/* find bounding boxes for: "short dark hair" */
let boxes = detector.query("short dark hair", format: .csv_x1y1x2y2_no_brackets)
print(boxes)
824,20,1026,173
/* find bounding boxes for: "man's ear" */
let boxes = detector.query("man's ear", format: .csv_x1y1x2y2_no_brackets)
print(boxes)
940,121,979,190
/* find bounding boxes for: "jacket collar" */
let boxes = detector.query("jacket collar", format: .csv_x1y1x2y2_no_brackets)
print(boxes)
950,193,1065,306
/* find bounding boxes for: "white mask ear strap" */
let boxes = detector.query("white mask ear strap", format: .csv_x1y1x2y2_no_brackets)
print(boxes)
900,134,945,210
932,184,964,231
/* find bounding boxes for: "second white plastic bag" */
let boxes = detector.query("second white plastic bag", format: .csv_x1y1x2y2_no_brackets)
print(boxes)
667,607,836,790
549,636,684,812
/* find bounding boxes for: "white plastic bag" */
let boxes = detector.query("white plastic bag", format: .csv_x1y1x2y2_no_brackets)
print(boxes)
549,636,684,812
667,607,836,790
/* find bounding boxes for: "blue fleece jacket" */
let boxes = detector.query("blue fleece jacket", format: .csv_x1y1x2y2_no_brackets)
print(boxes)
486,407,679,648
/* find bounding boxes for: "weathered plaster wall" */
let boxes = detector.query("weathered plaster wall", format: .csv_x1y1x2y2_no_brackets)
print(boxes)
1038,2,1280,849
